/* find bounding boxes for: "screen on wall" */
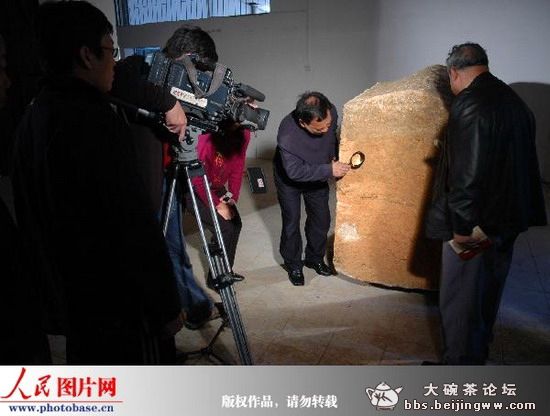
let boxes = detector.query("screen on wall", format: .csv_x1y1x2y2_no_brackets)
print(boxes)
115,0,271,26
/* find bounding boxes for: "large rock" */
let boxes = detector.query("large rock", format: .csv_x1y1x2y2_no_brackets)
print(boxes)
334,65,452,290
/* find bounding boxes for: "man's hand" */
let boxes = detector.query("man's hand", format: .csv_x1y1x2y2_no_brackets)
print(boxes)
332,160,351,178
164,101,187,142
216,202,235,220
452,233,480,246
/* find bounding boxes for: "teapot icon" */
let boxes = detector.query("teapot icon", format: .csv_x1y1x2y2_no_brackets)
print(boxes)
365,382,403,410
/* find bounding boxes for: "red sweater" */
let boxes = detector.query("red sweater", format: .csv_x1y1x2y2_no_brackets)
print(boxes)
191,130,251,206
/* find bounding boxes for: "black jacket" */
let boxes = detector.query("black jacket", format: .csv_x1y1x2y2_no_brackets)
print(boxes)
11,76,181,337
111,54,177,114
426,72,547,240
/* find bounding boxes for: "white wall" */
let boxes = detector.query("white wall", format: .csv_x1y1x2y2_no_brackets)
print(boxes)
117,0,379,158
113,0,550,176
374,0,550,83
85,0,119,47
373,0,550,180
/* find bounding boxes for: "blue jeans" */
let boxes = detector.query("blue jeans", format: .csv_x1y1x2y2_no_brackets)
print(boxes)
161,178,211,314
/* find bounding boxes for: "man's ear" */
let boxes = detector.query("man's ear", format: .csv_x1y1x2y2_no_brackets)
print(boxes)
78,45,94,70
449,67,462,84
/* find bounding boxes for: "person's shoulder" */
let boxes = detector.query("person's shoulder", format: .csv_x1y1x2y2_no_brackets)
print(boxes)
37,80,113,122
277,112,298,136
458,73,513,109
279,112,295,127
197,132,215,152
452,83,482,111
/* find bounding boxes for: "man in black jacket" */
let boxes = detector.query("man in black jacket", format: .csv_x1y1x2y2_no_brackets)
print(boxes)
426,43,547,364
1,33,51,364
12,1,183,364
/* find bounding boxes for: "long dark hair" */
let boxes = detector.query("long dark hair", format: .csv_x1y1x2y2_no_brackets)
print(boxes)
210,120,246,158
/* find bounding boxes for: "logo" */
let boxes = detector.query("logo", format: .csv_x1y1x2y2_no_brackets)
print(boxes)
170,87,208,108
365,382,403,410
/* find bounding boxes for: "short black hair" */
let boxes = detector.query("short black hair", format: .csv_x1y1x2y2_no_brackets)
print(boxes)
163,25,218,69
294,91,332,124
37,0,113,75
446,42,489,70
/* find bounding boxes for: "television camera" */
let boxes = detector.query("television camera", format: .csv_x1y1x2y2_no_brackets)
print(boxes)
147,51,269,134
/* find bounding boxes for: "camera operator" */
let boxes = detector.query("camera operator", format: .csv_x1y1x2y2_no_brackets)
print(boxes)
111,25,231,329
11,1,183,364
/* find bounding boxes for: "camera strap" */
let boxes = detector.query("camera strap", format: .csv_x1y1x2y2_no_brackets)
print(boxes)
181,55,227,99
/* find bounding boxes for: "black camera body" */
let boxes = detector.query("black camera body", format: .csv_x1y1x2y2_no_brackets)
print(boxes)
147,51,269,133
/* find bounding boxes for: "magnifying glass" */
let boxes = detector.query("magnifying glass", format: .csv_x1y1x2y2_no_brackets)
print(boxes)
349,151,365,169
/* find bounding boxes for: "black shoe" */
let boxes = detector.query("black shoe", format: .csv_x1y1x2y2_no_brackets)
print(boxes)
207,272,244,291
213,302,227,320
184,301,213,330
185,301,227,330
288,268,304,286
304,260,333,276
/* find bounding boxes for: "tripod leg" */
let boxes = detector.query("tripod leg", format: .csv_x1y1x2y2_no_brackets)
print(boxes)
219,285,253,365
184,173,218,278
184,164,254,365
183,318,231,365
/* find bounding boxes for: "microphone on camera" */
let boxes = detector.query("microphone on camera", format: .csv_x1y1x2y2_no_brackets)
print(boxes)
235,83,265,102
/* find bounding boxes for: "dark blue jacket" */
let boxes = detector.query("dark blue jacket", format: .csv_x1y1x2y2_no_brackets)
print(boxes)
273,106,338,187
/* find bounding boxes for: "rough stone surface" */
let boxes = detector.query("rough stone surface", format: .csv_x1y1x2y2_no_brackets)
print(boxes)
334,65,452,290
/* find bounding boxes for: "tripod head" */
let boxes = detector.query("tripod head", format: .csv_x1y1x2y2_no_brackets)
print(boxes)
169,125,203,165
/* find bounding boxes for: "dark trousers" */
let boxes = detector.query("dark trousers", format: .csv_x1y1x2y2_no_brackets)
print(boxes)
0,198,51,364
439,232,517,364
66,326,176,365
161,178,211,314
274,175,330,270
185,192,242,268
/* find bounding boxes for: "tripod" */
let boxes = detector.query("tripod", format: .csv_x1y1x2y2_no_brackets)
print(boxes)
160,125,253,365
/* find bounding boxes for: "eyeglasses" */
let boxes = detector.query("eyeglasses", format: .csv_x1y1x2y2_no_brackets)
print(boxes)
101,46,119,59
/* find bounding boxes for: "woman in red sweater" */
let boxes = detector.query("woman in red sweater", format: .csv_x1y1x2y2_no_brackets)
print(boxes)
186,120,251,286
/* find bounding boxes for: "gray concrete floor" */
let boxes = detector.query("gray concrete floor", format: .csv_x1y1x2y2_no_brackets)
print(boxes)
11,157,548,366
170,159,550,365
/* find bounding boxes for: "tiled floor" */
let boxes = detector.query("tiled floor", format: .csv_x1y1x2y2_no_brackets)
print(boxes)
6,158,549,365
172,159,550,365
